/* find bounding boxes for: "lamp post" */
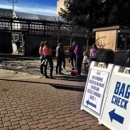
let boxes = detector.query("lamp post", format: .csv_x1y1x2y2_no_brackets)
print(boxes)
8,0,19,17
85,32,89,51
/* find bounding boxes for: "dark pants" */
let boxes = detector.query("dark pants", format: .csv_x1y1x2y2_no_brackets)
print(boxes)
126,60,130,67
17,46,20,54
84,63,88,73
56,57,62,73
44,56,53,77
91,58,97,61
70,56,76,68
40,56,45,74
62,57,66,69
40,63,45,74
76,56,83,75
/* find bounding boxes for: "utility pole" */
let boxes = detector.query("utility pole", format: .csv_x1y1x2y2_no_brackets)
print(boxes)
8,0,19,17
85,32,89,51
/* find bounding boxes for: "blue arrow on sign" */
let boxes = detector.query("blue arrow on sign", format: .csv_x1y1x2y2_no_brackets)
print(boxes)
86,100,96,108
109,109,124,124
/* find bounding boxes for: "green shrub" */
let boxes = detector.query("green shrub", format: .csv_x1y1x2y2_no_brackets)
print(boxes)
97,49,115,64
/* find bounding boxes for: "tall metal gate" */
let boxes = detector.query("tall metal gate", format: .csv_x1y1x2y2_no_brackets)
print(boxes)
0,16,87,55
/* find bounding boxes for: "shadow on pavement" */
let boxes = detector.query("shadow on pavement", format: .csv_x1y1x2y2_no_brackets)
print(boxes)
52,84,84,92
54,74,87,82
0,79,85,92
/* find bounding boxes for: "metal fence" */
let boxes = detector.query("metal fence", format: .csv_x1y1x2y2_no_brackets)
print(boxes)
0,16,86,38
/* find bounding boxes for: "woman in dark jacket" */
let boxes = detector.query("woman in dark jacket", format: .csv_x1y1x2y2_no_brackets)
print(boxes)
55,42,64,74
69,41,76,70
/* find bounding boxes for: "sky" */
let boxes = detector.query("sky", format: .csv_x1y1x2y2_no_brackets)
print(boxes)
0,0,58,16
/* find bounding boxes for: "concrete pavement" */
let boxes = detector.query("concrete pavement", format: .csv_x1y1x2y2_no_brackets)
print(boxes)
0,56,109,130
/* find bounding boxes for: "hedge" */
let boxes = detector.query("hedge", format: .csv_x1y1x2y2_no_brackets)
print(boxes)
97,49,115,64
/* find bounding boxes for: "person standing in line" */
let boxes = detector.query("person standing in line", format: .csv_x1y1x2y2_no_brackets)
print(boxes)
61,43,66,71
55,42,64,74
89,43,98,62
39,41,45,76
69,41,76,70
125,48,130,67
15,39,21,54
74,41,83,76
82,51,89,74
43,41,54,79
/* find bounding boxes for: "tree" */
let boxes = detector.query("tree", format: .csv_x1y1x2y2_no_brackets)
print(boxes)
59,0,130,32
59,0,104,32
107,0,130,26
48,17,86,46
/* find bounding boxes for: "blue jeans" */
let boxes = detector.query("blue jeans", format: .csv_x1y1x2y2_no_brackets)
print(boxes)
44,56,53,76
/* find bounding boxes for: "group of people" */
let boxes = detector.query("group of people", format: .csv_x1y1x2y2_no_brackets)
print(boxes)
69,42,98,75
39,41,66,79
39,40,98,78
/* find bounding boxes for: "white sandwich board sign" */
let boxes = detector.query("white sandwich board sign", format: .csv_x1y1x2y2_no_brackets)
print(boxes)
81,61,114,119
100,66,130,130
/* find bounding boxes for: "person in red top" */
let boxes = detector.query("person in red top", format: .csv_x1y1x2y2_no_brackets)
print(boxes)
43,41,54,79
39,41,45,75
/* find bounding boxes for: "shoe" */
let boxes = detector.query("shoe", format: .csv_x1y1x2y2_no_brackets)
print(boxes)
50,76,55,79
45,76,49,78
83,72,87,74
72,68,74,70
59,72,64,75
63,68,67,71
40,73,44,76
56,72,58,74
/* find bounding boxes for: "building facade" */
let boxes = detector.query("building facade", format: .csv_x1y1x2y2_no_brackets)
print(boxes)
57,0,66,16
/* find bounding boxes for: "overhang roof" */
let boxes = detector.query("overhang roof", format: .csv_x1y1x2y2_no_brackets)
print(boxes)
0,8,64,22
0,8,13,17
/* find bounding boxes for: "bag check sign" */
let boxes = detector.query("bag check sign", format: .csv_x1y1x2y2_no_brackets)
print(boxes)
111,81,129,110
100,66,130,130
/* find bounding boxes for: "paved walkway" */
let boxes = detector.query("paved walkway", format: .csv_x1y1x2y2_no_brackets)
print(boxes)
0,56,109,130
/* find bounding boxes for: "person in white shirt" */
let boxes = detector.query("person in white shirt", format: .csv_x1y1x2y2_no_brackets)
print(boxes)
83,51,89,74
